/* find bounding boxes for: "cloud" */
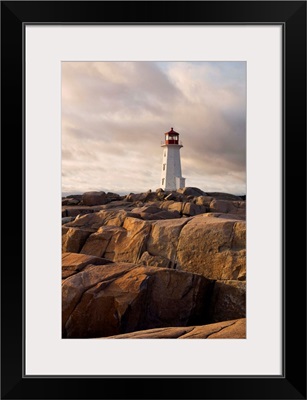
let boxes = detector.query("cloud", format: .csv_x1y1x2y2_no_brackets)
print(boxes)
62,61,246,196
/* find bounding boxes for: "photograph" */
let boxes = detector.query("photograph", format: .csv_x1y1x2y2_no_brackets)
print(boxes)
1,0,306,398
61,61,247,339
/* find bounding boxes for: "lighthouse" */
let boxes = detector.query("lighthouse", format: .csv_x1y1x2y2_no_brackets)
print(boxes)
160,127,186,191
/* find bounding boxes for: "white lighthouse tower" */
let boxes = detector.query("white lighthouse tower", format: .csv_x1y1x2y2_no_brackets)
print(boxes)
160,127,186,191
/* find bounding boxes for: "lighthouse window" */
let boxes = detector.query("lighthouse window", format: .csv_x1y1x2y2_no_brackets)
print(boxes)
164,150,166,157
162,178,165,185
163,164,166,171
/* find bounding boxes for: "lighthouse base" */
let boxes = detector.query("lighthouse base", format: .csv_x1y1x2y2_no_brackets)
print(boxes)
176,177,186,190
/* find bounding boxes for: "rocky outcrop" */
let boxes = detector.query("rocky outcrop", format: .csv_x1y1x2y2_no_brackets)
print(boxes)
62,252,112,279
62,188,246,339
124,190,162,203
80,225,125,258
62,260,213,338
62,194,83,206
209,280,246,322
194,195,213,207
62,206,94,218
103,217,151,263
177,215,246,280
131,204,181,220
65,209,127,230
105,318,246,339
62,227,93,253
209,199,245,216
82,191,109,206
63,212,246,281
177,187,207,197
147,218,189,263
138,251,172,268
182,202,207,216
62,216,75,225
62,198,80,206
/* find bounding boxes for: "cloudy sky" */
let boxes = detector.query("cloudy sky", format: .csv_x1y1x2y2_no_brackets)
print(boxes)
62,61,246,196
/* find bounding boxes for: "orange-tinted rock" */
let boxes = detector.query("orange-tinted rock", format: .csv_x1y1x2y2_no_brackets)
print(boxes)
177,187,206,196
182,202,206,216
177,215,246,280
194,196,213,207
64,211,245,281
105,318,246,339
131,205,161,215
147,218,190,262
62,262,137,334
209,199,245,216
80,226,124,258
205,318,246,338
82,191,109,206
138,251,171,268
62,252,112,279
62,227,93,253
104,217,151,263
62,262,213,338
159,200,182,213
209,280,246,322
64,209,127,230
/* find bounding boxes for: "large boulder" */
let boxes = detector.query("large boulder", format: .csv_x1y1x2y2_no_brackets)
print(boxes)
124,190,160,203
72,217,152,263
164,192,182,201
64,209,127,230
80,226,125,258
62,227,93,253
62,262,213,338
63,210,246,281
177,214,246,280
194,196,213,207
131,204,162,215
159,200,206,217
62,198,80,206
105,318,246,339
62,252,112,279
142,210,181,220
131,204,181,220
106,192,122,202
138,251,172,268
182,202,206,216
209,280,246,322
147,218,190,263
209,199,246,215
82,191,109,206
177,187,207,196
103,217,152,262
160,200,183,214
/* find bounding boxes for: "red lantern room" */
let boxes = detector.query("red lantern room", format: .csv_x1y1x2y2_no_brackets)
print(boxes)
164,127,179,145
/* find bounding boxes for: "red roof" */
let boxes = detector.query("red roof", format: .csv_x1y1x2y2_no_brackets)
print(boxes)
165,127,179,135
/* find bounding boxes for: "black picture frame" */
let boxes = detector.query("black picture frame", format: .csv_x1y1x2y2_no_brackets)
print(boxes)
1,1,306,399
